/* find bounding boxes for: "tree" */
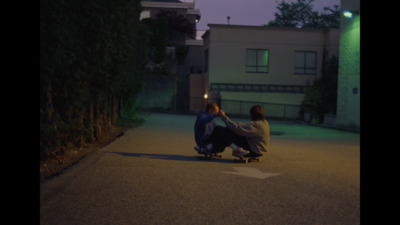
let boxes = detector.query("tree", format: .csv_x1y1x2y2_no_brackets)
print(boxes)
155,10,195,42
300,54,338,123
142,17,168,65
320,55,338,115
40,0,149,160
141,10,194,73
267,0,340,29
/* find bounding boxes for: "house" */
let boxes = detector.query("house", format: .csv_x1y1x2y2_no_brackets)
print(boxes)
140,0,200,27
189,24,339,119
138,0,203,111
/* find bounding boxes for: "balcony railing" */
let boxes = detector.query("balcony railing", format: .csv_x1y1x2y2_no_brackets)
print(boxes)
210,83,306,94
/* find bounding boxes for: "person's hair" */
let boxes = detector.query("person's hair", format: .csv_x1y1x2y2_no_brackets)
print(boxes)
249,105,265,121
205,102,218,112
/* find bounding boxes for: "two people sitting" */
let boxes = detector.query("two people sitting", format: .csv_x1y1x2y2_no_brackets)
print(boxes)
194,103,270,157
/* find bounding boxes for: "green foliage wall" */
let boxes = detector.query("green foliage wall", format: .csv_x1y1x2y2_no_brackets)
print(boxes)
40,0,149,160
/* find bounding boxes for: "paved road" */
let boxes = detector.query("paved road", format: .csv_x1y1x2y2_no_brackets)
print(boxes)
40,113,360,225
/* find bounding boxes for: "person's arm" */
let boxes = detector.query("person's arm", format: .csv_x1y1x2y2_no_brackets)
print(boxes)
198,112,217,124
219,110,254,137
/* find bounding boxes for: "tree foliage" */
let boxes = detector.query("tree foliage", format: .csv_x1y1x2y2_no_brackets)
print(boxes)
40,0,149,160
155,10,195,42
300,54,338,123
267,0,340,29
141,10,193,74
142,16,168,65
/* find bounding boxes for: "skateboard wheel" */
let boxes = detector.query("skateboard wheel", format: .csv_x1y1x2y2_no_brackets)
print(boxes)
198,153,222,160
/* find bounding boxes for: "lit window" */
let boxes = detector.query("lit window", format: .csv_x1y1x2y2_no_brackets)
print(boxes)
294,51,316,75
246,49,269,73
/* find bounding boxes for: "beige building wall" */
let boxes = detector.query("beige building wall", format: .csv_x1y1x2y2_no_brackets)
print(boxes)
203,24,339,107
208,25,327,85
324,29,340,59
220,92,305,105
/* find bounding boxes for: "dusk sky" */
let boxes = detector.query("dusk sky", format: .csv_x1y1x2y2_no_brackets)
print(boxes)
192,0,341,32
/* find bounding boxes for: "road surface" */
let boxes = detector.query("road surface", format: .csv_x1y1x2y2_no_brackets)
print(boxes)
40,113,360,225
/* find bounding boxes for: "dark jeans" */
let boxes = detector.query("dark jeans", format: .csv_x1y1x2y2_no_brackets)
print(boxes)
204,126,251,153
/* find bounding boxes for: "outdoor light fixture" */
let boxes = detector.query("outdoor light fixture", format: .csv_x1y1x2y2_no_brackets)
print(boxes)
343,10,359,19
204,93,208,99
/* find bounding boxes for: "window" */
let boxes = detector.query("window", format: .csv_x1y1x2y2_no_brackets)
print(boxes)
294,51,316,74
246,49,269,73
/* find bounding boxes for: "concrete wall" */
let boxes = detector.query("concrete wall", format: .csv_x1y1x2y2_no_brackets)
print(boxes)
189,74,206,98
136,75,177,110
177,41,204,112
188,73,207,112
336,0,360,130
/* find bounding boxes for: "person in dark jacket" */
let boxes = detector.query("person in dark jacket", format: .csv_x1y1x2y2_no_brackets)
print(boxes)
194,102,219,152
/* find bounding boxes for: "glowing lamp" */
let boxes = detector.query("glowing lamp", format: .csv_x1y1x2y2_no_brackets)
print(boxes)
343,10,359,19
343,10,353,19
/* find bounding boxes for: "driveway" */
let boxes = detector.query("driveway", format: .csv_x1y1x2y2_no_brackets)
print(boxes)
40,113,360,225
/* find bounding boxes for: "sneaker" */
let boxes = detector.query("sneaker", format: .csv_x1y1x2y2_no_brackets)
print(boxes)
230,143,249,156
194,146,204,153
194,146,211,154
205,143,213,151
232,147,250,157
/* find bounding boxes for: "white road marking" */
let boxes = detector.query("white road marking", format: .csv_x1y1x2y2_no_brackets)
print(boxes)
222,167,280,179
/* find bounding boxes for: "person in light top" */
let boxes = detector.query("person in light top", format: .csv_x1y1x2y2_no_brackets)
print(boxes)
218,105,270,157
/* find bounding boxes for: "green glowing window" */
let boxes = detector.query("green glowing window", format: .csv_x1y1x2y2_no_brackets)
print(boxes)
246,49,269,73
294,51,316,75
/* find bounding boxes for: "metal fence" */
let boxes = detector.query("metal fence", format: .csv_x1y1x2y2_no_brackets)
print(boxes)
187,97,301,120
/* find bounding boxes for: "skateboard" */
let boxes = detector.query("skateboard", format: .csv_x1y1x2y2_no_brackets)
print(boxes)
198,152,223,160
194,146,222,160
232,154,261,164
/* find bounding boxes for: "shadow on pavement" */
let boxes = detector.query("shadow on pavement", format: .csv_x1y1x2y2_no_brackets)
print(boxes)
108,152,234,164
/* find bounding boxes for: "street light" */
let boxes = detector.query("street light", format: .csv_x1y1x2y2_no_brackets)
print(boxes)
203,93,208,108
343,10,359,19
